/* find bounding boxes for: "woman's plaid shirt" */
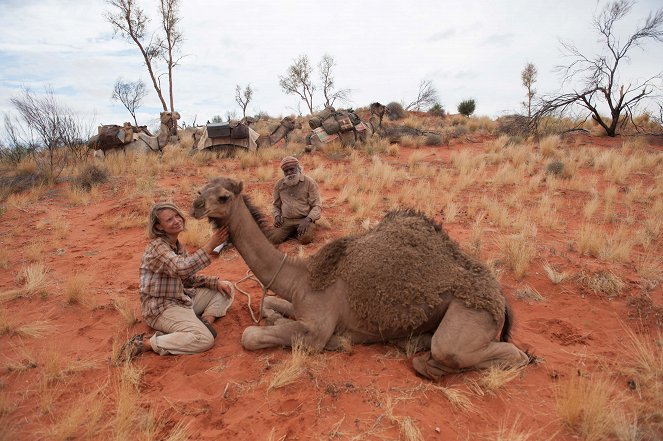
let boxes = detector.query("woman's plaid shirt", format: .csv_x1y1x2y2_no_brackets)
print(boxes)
139,237,219,324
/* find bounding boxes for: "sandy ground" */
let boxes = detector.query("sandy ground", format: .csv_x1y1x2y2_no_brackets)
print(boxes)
0,131,661,440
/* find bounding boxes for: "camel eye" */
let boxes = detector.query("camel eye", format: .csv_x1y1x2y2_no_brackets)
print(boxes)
218,195,229,203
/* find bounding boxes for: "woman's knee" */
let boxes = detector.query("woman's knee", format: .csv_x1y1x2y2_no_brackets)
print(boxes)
190,328,215,352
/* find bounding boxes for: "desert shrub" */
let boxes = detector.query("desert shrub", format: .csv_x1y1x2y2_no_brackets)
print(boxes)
428,103,446,117
452,125,469,138
386,102,405,120
0,170,47,200
546,159,564,176
0,145,33,166
424,133,443,146
457,99,476,117
496,115,531,136
75,163,109,191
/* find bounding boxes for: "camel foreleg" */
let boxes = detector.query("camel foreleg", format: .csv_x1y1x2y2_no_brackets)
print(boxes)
241,319,333,352
261,296,295,325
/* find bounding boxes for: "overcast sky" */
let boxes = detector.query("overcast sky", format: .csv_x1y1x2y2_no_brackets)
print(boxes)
1,0,662,134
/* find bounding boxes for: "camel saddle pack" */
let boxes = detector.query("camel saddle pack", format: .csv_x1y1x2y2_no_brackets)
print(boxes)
206,120,250,140
94,124,139,150
309,106,361,135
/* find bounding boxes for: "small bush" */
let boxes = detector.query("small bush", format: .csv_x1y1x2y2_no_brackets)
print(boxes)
428,103,446,117
496,115,530,136
546,159,564,176
424,133,443,146
0,171,47,200
0,145,32,166
76,164,109,191
386,102,405,120
457,99,476,117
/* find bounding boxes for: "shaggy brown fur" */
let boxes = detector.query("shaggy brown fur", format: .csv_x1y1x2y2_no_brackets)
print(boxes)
307,209,505,333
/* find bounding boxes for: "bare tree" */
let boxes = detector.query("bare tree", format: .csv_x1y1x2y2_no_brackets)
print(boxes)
105,0,168,111
279,54,315,114
319,54,350,107
235,84,254,118
405,80,439,111
533,1,663,136
521,62,537,118
112,78,148,125
8,87,93,177
156,0,183,112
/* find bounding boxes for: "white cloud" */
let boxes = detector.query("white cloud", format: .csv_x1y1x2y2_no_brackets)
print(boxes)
1,0,662,142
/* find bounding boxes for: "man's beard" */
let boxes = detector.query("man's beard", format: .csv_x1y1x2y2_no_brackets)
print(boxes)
284,172,300,187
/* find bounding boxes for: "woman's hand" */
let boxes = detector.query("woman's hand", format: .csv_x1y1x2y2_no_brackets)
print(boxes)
203,226,229,256
218,280,233,298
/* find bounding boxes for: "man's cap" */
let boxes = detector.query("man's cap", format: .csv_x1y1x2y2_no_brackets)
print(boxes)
280,156,299,170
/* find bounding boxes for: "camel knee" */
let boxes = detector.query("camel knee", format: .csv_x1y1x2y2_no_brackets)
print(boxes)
431,346,467,370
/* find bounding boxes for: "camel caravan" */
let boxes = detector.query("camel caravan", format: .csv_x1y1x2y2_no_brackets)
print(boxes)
88,111,181,158
88,101,442,158
192,177,534,380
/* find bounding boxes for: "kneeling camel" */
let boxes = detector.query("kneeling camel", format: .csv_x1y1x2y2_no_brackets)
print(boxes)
192,177,531,379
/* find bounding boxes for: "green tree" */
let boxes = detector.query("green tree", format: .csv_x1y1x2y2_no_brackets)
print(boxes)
457,99,476,117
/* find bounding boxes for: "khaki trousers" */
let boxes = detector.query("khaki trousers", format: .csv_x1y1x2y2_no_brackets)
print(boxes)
269,217,316,245
148,287,234,355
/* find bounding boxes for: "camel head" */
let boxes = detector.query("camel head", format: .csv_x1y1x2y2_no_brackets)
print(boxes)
191,177,244,228
281,116,302,131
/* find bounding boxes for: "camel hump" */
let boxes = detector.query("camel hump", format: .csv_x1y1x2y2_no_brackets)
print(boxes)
307,237,352,290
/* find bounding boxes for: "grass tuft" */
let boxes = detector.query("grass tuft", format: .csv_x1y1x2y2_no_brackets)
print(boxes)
268,336,312,390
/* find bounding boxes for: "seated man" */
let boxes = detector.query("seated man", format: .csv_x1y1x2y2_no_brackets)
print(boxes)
269,156,321,245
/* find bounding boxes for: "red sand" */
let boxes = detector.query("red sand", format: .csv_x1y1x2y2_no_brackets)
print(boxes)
1,133,661,440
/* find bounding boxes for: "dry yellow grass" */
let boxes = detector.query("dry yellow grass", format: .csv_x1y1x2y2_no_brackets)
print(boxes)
268,337,312,390
0,263,49,302
381,396,424,441
44,386,105,440
425,384,476,413
467,365,524,396
5,184,48,211
396,180,435,217
64,185,100,206
599,227,633,263
578,270,625,299
113,297,139,327
555,374,616,441
179,217,212,248
0,312,53,338
500,234,536,280
539,135,561,158
63,273,93,306
576,223,605,258
634,252,662,290
101,212,145,230
407,150,427,168
113,362,145,439
24,240,44,263
485,414,539,441
543,262,569,285
583,196,600,220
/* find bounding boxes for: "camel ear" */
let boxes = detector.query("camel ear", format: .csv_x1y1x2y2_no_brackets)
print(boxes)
231,180,243,195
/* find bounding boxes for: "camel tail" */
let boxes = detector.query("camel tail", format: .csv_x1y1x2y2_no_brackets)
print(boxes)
500,302,514,342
